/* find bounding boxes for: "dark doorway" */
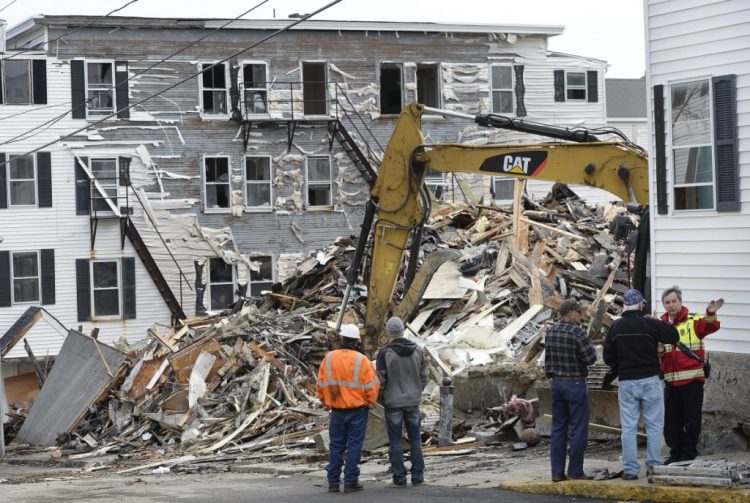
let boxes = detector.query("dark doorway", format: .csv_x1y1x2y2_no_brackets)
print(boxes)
380,64,402,114
303,62,327,115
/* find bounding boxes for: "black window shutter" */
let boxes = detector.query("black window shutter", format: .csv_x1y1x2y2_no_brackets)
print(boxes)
587,70,598,103
118,156,131,186
76,259,91,321
513,65,527,117
0,62,4,104
37,151,52,208
122,257,136,319
115,60,129,119
0,251,10,307
71,60,86,119
0,153,6,209
553,70,565,102
712,74,739,212
32,60,47,105
41,249,55,305
653,84,668,215
75,157,90,215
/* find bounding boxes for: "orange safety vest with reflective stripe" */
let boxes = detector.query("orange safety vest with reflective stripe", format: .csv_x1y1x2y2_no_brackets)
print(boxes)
661,307,720,386
316,349,380,409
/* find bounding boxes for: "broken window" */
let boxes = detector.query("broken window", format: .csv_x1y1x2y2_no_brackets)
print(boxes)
4,60,31,104
380,63,402,114
90,158,118,212
209,258,234,310
91,260,120,317
245,156,272,209
12,251,39,303
302,62,327,115
201,63,228,115
250,255,273,297
306,156,332,207
566,72,587,100
86,62,115,116
492,177,514,203
242,62,268,115
8,154,36,206
416,64,440,108
425,169,447,200
204,157,231,211
491,65,514,114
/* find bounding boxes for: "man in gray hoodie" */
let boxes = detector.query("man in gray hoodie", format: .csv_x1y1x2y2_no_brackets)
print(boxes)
376,316,427,487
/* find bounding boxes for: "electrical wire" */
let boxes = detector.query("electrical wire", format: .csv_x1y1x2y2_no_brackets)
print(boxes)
0,0,18,14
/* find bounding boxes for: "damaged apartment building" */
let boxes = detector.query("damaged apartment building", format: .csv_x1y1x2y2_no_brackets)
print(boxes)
0,15,613,369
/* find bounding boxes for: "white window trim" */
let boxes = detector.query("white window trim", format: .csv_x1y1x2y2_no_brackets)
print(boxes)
84,59,117,119
7,153,37,208
90,259,122,320
2,59,33,106
667,76,717,214
243,154,273,212
490,64,515,115
198,61,230,119
11,250,40,305
305,155,333,210
208,258,236,311
492,176,515,204
425,169,449,200
565,70,587,101
378,61,404,116
203,155,232,214
415,62,443,110
89,157,119,214
239,60,270,118
249,254,274,296
301,60,330,117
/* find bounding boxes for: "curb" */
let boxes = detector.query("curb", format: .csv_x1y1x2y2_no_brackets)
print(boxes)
499,479,750,503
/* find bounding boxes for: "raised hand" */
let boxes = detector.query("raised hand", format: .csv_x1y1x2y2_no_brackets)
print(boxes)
706,298,724,313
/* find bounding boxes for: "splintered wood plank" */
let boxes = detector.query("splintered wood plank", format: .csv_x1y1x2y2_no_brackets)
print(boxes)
148,326,178,352
168,337,222,384
528,242,545,306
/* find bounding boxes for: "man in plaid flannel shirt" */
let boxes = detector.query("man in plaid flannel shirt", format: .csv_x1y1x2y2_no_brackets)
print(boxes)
544,299,597,482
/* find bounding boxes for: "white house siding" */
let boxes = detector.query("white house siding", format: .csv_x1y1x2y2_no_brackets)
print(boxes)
646,0,750,353
0,56,172,360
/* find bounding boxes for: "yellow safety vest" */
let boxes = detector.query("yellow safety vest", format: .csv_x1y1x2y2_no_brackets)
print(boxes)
663,313,705,383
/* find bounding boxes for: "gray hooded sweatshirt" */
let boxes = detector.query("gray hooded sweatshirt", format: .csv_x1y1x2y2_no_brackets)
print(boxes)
376,338,427,408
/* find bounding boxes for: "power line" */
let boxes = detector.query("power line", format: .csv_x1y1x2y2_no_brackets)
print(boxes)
0,0,18,14
0,0,343,167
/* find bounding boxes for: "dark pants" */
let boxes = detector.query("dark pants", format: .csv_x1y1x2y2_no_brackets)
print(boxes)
327,407,369,487
550,378,589,477
385,406,425,486
664,380,704,461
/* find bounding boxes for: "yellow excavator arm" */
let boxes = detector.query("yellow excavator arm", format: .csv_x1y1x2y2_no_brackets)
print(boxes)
346,104,649,355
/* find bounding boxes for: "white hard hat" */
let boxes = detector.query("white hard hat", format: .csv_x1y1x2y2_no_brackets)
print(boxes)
340,324,361,341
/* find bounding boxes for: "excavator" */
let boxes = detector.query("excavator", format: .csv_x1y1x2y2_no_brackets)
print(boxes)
336,104,650,356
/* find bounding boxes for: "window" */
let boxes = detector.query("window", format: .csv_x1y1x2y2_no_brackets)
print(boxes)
492,177,515,203
245,156,272,209
306,156,332,207
380,63,402,114
209,258,234,310
250,255,273,297
671,79,714,210
416,64,440,108
242,63,268,115
90,158,118,212
201,63,228,115
4,60,31,104
86,62,115,116
8,154,36,206
204,157,231,211
91,260,120,317
12,251,39,303
566,72,587,100
425,169,448,200
491,65,514,114
302,62,327,115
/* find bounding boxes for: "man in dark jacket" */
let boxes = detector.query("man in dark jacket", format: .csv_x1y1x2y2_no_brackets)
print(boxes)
376,316,427,488
604,289,679,480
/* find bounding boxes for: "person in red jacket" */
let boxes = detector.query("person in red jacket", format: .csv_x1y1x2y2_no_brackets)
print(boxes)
659,286,723,463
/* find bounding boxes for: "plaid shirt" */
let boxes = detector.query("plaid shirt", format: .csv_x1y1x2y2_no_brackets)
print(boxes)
544,320,597,378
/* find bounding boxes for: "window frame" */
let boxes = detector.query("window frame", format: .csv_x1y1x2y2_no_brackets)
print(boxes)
198,61,230,118
90,259,121,319
3,59,33,105
565,70,587,101
11,250,40,305
244,154,273,212
89,157,119,214
415,63,442,109
249,254,274,297
668,76,716,213
490,64,515,115
491,176,515,204
202,155,232,213
239,60,270,117
208,257,236,311
378,62,404,116
305,155,333,209
84,60,116,118
424,169,448,200
7,153,37,208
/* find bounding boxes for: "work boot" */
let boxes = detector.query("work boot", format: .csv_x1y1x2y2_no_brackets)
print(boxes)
551,474,567,482
622,473,638,480
344,483,364,493
664,457,680,465
387,482,407,488
567,473,593,480
328,485,340,493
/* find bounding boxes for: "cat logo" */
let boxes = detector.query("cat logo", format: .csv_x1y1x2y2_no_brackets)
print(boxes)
478,151,548,177
503,155,532,174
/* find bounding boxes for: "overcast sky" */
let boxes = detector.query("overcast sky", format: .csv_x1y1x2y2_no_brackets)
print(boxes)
1,0,645,78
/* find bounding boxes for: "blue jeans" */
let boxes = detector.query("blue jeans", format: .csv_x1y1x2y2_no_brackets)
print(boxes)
385,406,425,485
618,375,664,475
550,378,589,477
327,408,369,486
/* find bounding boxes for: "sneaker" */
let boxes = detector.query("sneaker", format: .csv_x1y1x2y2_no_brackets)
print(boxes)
622,473,638,480
328,485,340,493
552,474,567,483
567,473,593,480
344,483,364,493
387,482,407,488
